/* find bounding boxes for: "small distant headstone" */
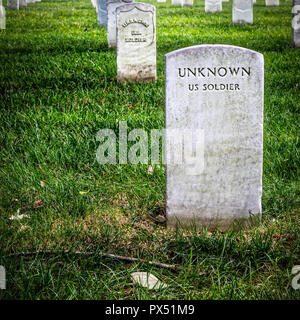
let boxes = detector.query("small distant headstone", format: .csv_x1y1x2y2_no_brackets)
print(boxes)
19,0,26,8
0,1,5,30
116,2,156,81
157,0,166,3
293,0,300,47
107,0,134,48
7,0,19,10
266,0,279,5
165,45,264,230
233,0,253,24
172,0,183,5
182,0,193,6
205,0,222,13
98,0,108,26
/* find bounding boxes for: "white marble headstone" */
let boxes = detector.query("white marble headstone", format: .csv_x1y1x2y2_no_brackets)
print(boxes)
7,0,19,10
0,1,5,30
165,45,264,229
97,0,108,26
182,0,193,6
107,0,134,48
172,0,183,5
19,0,26,8
233,0,253,24
205,0,222,13
116,2,156,81
293,0,300,47
266,0,279,5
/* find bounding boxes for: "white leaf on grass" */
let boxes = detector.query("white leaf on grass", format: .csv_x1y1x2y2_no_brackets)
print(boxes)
130,272,167,290
9,210,29,220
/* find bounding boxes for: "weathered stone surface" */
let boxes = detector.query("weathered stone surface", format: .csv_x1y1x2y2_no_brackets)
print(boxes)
117,3,156,81
205,0,222,13
172,0,183,5
293,0,300,47
266,0,279,6
0,2,5,30
233,0,253,24
7,0,19,10
165,45,264,229
107,0,134,48
19,0,26,8
182,0,193,6
97,0,108,26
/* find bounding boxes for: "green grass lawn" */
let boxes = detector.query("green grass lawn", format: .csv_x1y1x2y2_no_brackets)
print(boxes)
0,0,299,299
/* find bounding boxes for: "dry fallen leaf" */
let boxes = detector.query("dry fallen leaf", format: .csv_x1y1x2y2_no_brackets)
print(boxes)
79,191,88,195
20,225,29,231
156,215,166,223
40,181,46,187
33,199,45,209
131,272,167,290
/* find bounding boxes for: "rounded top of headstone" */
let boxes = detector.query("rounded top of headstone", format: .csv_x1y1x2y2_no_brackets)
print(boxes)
165,44,263,60
116,2,155,12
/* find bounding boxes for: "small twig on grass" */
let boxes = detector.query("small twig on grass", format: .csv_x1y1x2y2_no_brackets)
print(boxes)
8,250,179,272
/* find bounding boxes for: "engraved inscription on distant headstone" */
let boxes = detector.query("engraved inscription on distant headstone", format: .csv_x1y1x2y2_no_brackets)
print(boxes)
165,45,264,229
116,3,156,81
205,0,222,13
233,0,253,24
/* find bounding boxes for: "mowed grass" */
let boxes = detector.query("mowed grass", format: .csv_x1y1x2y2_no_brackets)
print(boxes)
0,0,299,299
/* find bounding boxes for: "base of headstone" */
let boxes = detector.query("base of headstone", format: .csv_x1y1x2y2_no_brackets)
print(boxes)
167,214,261,231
